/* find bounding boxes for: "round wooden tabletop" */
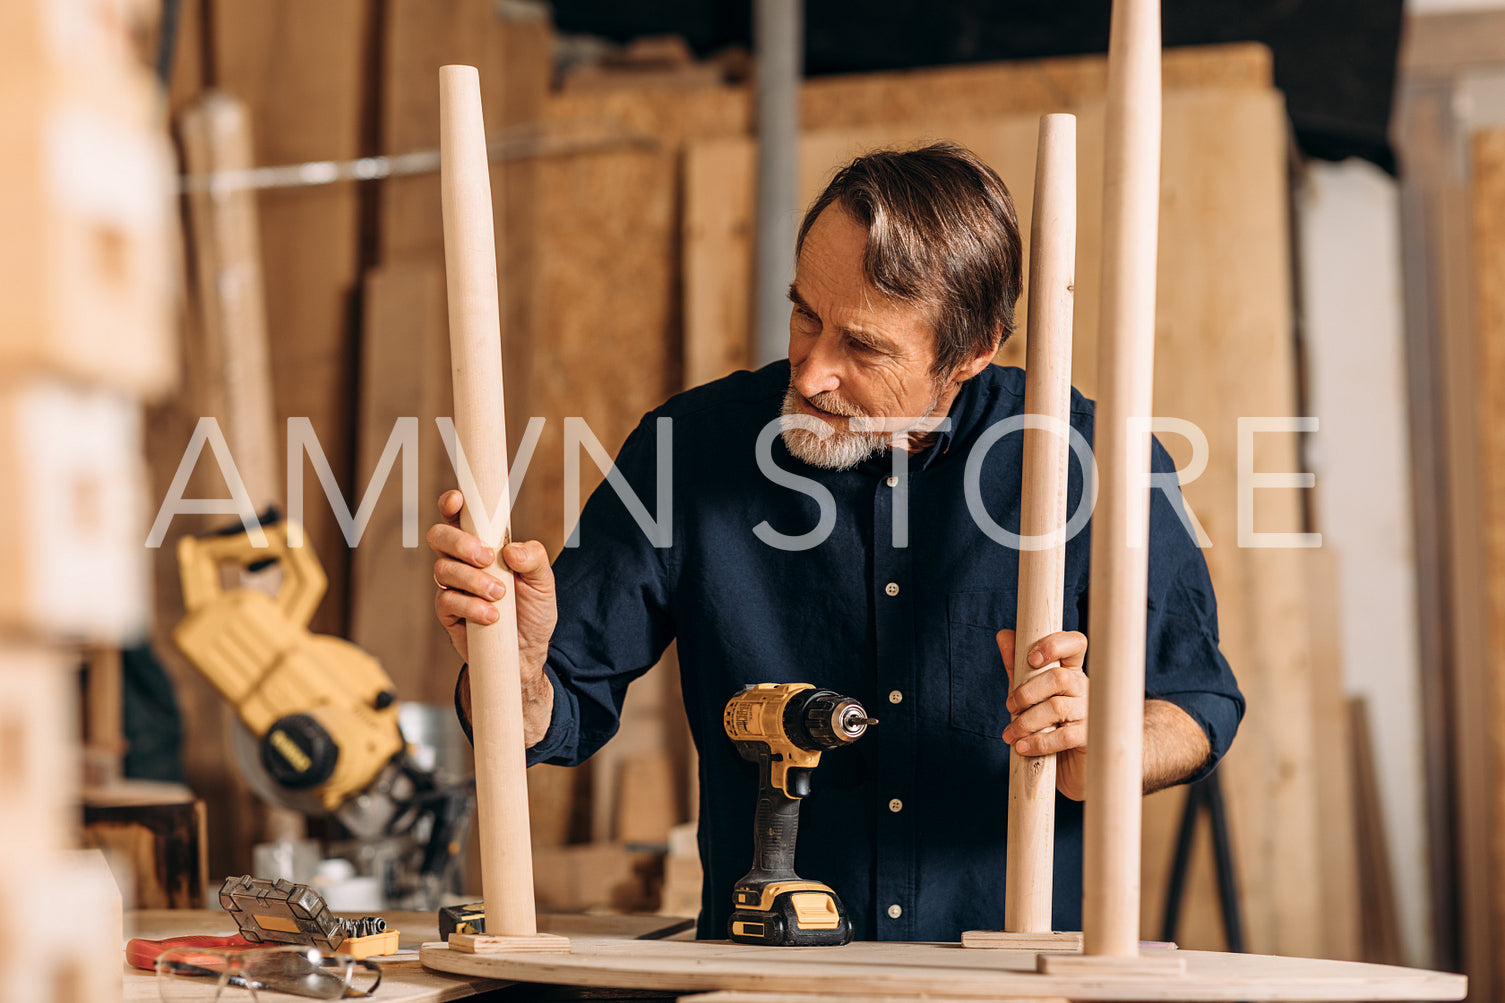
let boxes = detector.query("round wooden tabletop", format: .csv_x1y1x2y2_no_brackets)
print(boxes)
421,938,1467,1001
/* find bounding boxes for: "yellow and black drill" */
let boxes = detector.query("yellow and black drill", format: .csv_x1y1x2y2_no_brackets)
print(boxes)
722,683,876,946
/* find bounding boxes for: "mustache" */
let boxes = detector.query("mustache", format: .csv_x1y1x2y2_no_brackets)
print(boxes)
786,384,868,419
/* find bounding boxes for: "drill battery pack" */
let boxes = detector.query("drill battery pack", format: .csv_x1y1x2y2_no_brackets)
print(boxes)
728,883,853,946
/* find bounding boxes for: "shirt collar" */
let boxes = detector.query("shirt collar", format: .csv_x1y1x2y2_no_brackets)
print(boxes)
853,367,991,475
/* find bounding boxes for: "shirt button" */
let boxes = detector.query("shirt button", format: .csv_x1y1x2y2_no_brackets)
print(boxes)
887,904,903,919
884,582,900,597
888,798,903,813
886,476,898,487
888,690,902,704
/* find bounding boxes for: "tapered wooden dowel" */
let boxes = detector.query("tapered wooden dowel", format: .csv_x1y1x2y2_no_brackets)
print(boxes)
1080,0,1162,960
439,63,538,938
1004,113,1077,935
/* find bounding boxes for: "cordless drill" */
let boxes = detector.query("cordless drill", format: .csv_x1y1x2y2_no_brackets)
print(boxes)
722,683,876,946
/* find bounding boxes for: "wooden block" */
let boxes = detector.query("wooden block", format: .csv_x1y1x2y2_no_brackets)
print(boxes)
0,382,150,641
0,99,175,396
659,821,704,918
0,0,163,122
0,850,124,1002
962,930,1084,951
449,932,572,954
0,646,76,859
80,780,207,910
1037,951,1188,978
1037,954,1189,978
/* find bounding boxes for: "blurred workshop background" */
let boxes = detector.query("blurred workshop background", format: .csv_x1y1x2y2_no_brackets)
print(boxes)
5,0,1505,998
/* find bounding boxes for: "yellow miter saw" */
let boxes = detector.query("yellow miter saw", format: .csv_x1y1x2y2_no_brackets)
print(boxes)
172,512,473,904
174,516,401,814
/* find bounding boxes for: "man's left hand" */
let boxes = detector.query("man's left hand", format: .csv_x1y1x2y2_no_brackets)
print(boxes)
997,628,1088,800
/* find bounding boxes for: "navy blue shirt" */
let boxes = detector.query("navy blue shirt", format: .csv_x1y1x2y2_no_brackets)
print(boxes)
521,360,1243,942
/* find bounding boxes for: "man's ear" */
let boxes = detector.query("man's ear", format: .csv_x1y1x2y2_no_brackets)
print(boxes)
950,332,1002,385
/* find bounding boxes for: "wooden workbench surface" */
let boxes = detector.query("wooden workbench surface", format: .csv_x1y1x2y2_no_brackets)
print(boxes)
124,910,695,1002
422,939,1468,1002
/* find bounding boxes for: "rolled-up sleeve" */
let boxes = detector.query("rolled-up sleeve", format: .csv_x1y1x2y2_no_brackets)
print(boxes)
1137,436,1246,780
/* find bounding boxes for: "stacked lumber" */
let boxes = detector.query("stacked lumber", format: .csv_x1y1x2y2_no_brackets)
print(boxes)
0,0,176,996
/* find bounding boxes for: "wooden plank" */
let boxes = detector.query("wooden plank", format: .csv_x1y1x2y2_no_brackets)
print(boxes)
83,645,125,785
359,0,549,703
373,1,567,881
1306,548,1362,961
680,84,1315,959
1472,125,1505,986
348,262,453,707
1401,10,1505,78
1349,698,1404,965
683,995,1069,1003
684,141,755,387
421,937,1468,1001
178,91,279,506
208,0,371,639
1395,72,1492,983
530,86,746,871
801,44,1271,130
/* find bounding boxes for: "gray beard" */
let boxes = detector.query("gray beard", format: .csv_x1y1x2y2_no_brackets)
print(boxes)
778,382,943,471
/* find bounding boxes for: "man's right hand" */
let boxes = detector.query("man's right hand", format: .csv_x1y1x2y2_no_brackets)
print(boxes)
428,490,557,745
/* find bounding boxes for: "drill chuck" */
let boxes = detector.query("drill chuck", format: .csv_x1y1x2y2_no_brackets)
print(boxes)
795,691,875,749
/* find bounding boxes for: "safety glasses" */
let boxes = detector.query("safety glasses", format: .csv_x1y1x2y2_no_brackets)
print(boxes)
155,944,382,1000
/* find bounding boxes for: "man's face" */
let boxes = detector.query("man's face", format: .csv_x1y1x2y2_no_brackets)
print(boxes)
781,204,951,470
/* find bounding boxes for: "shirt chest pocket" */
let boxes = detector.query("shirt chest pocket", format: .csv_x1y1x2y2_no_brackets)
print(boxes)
946,590,1016,739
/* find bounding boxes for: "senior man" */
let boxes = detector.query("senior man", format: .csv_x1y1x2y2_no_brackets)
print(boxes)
428,142,1244,941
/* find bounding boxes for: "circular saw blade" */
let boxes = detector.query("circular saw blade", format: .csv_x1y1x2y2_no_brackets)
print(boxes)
229,718,329,817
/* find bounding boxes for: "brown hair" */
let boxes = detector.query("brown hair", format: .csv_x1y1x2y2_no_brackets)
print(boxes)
795,141,1023,377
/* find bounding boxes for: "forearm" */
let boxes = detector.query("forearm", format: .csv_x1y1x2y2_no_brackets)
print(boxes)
1141,699,1212,795
455,662,557,749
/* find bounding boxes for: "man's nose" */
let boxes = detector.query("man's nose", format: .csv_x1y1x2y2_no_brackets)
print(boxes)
792,334,842,397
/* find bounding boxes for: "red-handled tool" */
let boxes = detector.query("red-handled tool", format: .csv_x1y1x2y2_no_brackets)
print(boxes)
125,934,256,971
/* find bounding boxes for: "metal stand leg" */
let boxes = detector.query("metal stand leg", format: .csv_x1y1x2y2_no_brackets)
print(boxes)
1159,770,1245,952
